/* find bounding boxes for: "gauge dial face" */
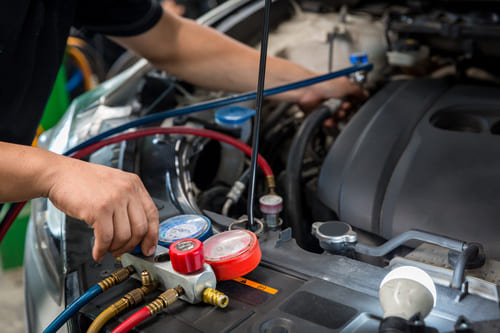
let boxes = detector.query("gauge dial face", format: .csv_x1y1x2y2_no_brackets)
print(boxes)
204,230,255,262
159,215,209,245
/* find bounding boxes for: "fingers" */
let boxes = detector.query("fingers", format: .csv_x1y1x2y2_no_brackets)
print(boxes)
136,184,159,257
108,180,158,258
92,213,114,262
108,205,132,256
335,77,369,100
90,173,158,260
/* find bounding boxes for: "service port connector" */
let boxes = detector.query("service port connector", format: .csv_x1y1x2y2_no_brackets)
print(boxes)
203,288,229,308
98,265,135,291
259,194,283,229
140,270,153,286
147,286,184,315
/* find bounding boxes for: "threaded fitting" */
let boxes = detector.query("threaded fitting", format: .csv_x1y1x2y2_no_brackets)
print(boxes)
266,175,276,193
98,266,135,291
203,288,229,308
146,286,184,315
226,181,246,202
112,299,130,313
140,270,153,286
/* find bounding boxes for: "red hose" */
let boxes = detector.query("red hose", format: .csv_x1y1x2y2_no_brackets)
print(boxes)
0,202,27,243
0,126,274,245
71,126,274,177
111,307,151,333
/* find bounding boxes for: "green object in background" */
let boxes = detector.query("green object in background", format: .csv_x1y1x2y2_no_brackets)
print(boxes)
0,203,31,270
0,65,70,270
40,65,70,131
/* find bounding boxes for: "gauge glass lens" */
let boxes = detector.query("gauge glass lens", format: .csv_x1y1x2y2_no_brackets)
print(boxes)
204,230,254,262
159,215,209,244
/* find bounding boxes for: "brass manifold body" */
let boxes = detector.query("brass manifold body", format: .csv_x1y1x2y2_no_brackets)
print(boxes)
97,266,135,291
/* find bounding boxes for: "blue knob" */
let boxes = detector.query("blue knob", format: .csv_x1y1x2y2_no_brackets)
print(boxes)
350,52,368,65
215,106,255,125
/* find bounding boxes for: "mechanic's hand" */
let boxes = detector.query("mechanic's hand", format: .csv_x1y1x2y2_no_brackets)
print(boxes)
298,76,368,111
45,157,159,261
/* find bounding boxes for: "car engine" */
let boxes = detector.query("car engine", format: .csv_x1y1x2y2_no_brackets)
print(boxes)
24,0,500,332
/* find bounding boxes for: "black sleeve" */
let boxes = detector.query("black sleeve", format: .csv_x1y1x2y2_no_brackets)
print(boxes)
74,0,163,37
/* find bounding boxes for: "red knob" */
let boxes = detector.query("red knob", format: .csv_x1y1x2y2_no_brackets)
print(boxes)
169,239,204,274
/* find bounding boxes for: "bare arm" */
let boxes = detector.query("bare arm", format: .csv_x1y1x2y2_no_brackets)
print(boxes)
110,9,365,108
0,142,159,261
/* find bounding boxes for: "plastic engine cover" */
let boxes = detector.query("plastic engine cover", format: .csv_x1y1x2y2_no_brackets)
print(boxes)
317,79,500,259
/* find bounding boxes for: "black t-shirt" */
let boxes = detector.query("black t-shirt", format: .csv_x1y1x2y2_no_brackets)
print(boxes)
0,0,162,145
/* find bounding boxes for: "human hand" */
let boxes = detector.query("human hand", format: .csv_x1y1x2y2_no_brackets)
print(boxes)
298,76,368,112
45,157,159,261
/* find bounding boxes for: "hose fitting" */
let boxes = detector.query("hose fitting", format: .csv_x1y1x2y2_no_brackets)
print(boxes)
97,266,135,291
141,270,153,287
203,288,229,308
87,271,158,333
146,286,184,315
226,181,246,203
266,175,276,194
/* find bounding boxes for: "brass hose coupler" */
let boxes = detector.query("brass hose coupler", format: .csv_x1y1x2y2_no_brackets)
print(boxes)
119,281,159,311
147,286,184,315
141,270,153,287
203,288,229,308
97,266,135,291
266,175,276,194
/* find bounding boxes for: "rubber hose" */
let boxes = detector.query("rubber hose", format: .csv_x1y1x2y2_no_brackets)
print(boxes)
43,284,103,333
285,102,341,251
87,307,116,333
111,307,151,333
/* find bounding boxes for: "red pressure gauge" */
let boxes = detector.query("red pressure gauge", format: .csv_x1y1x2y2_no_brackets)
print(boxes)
203,230,261,281
169,239,204,274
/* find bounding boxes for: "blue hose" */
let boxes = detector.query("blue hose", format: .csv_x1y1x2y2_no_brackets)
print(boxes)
66,69,84,93
64,63,372,156
43,284,103,333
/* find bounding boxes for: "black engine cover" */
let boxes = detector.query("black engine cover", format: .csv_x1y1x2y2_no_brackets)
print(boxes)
318,79,500,259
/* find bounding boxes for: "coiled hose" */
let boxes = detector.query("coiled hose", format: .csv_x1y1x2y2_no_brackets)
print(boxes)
285,100,342,251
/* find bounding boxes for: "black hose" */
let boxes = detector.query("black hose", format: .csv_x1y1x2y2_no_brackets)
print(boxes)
354,229,466,257
140,79,176,117
262,102,293,133
247,0,272,230
285,101,342,251
451,243,480,289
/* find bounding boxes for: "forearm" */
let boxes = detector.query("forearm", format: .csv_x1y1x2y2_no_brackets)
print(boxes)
111,10,316,102
0,142,59,202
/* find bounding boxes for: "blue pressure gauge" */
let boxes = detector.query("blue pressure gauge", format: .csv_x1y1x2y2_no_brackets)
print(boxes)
130,214,213,254
158,214,213,247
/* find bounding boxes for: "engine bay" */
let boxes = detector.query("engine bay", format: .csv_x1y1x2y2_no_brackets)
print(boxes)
25,1,500,332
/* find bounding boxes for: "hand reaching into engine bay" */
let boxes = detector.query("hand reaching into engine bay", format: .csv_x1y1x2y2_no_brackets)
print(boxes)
0,142,159,262
110,8,368,112
297,76,369,112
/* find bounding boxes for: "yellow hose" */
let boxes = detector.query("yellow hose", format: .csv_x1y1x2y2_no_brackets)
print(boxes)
66,45,95,91
87,307,118,333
